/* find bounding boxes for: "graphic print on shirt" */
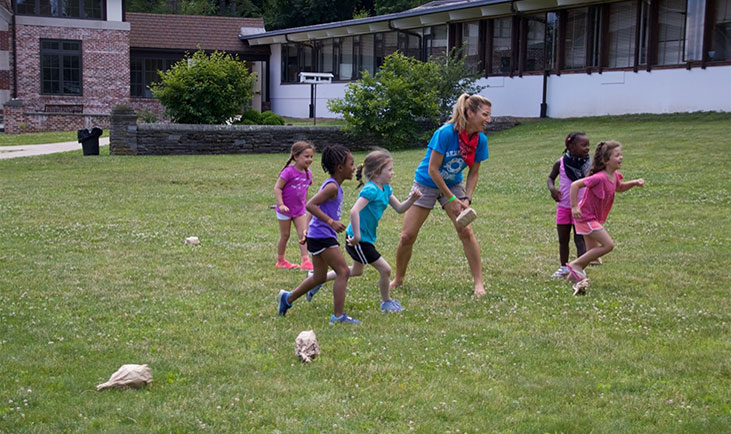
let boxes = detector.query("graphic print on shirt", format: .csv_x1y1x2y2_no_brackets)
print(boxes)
440,150,466,183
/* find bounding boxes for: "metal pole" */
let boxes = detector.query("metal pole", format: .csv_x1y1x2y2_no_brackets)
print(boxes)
313,83,317,126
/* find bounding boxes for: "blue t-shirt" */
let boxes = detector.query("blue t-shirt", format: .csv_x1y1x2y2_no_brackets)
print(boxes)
346,181,392,244
413,123,489,188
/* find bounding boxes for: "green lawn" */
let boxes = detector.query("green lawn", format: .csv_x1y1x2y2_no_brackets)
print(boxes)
0,130,109,147
0,113,728,433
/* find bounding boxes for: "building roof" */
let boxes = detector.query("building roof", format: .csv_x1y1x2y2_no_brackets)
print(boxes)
240,0,605,45
128,12,266,52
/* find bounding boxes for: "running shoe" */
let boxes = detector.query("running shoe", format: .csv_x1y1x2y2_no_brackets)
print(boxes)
277,290,292,316
551,266,570,279
380,299,405,312
276,260,299,270
329,313,361,324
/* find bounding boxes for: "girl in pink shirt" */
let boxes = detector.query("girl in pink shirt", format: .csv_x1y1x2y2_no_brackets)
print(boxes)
274,141,315,270
566,141,645,294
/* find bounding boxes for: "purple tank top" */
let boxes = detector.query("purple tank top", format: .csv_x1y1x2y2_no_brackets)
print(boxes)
307,178,343,239
558,158,585,208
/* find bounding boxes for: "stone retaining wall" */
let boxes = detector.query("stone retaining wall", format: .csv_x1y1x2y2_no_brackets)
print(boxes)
110,106,517,156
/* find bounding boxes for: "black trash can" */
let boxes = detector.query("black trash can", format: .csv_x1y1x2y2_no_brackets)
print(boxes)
78,127,103,156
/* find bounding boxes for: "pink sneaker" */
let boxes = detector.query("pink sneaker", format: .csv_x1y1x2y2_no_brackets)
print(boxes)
276,260,299,270
300,260,314,271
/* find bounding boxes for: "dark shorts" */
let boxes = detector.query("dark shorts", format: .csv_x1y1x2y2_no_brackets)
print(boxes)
345,242,381,264
306,236,339,255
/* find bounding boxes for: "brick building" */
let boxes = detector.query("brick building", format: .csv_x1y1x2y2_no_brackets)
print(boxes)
0,0,267,133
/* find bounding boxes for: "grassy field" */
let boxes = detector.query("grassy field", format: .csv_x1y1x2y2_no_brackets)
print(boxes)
0,113,728,433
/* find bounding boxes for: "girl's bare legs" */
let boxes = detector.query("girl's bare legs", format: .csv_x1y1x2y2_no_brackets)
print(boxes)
292,214,310,263
288,248,350,316
326,261,364,280
369,257,393,301
569,230,614,274
276,219,292,261
390,205,431,289
444,204,485,295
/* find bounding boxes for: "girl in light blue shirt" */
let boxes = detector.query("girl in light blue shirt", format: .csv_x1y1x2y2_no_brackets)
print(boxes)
307,149,421,312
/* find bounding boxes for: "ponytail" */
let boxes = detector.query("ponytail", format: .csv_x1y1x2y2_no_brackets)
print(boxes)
355,163,365,188
448,93,492,132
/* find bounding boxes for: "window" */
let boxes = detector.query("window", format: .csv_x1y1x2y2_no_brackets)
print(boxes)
340,37,354,81
359,34,375,77
15,0,105,19
710,0,731,60
130,56,179,97
524,14,548,72
657,0,687,65
544,12,559,71
491,17,512,74
462,21,481,73
685,0,706,60
424,25,448,59
563,8,588,69
40,39,81,95
606,1,637,68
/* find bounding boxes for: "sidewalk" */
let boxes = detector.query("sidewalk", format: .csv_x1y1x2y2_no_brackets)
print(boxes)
0,137,110,159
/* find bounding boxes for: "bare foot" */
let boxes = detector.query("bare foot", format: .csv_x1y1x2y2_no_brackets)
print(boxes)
474,286,486,296
389,279,403,290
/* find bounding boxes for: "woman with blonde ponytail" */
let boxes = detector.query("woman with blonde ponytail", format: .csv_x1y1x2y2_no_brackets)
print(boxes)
390,93,492,296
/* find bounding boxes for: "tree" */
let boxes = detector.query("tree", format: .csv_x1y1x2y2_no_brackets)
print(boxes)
327,48,487,149
327,52,441,149
149,50,257,124
430,46,488,121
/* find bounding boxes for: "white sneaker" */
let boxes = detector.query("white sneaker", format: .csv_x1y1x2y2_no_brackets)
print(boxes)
551,266,569,279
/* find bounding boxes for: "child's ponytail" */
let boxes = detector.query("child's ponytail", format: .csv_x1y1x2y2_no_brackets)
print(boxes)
355,163,366,188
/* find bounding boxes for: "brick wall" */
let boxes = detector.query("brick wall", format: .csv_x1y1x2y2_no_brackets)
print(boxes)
4,22,129,132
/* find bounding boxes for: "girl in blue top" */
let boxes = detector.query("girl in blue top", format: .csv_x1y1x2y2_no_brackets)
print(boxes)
391,93,492,296
306,149,422,312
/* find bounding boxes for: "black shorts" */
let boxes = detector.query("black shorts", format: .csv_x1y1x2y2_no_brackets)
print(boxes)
306,236,339,255
345,242,381,264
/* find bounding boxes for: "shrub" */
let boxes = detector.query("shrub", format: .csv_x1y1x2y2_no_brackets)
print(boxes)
239,109,262,124
327,52,441,149
327,48,487,148
150,50,257,124
261,111,285,125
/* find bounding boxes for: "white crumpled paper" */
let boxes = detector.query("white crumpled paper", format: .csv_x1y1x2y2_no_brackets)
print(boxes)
96,364,153,391
294,330,321,363
185,236,200,245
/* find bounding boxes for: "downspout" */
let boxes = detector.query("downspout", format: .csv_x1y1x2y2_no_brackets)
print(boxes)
540,70,548,118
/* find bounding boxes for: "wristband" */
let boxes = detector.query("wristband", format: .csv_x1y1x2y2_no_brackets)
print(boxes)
448,194,456,203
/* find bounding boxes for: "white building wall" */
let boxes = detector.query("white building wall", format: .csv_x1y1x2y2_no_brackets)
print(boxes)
107,0,124,22
268,44,731,119
544,67,731,117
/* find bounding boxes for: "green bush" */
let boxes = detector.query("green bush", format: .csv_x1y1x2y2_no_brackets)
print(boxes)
240,109,262,124
261,111,285,125
327,48,486,149
150,50,257,124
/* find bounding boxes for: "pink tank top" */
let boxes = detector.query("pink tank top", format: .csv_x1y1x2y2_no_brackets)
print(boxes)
558,158,585,209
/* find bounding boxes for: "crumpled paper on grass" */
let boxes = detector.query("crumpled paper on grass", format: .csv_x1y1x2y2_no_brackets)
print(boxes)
295,330,320,363
96,364,153,391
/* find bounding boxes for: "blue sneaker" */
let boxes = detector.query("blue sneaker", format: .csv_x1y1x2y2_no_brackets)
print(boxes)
380,299,404,312
277,290,292,316
306,270,322,302
329,313,361,324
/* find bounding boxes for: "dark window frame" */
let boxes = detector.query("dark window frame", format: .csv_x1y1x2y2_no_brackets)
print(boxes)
14,0,106,20
40,38,82,96
130,51,184,98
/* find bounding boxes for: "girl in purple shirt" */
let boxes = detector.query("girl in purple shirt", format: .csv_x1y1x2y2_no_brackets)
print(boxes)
278,145,361,324
274,141,315,270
